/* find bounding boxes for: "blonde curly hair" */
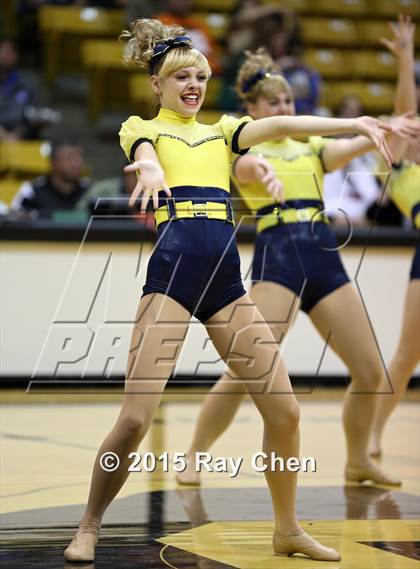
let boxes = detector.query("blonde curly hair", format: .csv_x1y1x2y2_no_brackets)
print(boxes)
119,18,211,78
236,48,292,104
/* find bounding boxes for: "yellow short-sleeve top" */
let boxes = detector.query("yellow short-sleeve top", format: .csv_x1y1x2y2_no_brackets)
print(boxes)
233,136,330,213
119,108,252,192
388,161,420,228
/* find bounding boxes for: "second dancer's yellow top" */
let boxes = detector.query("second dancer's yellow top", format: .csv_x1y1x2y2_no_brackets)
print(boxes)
234,136,329,212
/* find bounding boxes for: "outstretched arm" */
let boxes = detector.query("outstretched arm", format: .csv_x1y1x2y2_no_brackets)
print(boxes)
322,12,418,174
381,14,416,115
237,114,394,167
322,113,420,171
124,142,171,213
382,14,417,162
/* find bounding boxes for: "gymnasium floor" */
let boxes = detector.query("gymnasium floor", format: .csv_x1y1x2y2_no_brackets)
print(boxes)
1,389,419,568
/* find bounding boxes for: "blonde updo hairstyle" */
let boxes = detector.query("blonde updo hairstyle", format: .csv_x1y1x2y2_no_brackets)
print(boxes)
120,18,211,79
236,48,292,105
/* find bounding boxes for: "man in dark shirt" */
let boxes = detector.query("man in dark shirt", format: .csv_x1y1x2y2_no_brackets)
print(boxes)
11,139,90,215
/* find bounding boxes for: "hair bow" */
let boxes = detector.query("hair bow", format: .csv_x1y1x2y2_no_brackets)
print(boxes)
242,69,274,94
149,35,192,73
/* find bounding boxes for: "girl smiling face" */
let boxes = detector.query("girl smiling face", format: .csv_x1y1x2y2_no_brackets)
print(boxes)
151,65,208,117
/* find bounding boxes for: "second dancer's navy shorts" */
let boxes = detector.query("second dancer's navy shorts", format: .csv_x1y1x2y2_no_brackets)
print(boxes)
143,188,246,323
251,221,350,313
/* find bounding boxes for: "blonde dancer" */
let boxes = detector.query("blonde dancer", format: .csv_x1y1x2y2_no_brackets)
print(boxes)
64,18,397,563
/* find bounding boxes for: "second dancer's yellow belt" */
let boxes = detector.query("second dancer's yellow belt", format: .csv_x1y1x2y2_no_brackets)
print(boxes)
257,206,329,234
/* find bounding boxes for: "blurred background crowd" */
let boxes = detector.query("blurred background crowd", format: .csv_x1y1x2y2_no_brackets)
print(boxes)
1,0,419,227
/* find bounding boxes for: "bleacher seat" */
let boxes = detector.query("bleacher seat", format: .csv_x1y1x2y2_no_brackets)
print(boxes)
0,179,25,207
321,81,394,113
309,0,368,18
0,138,50,205
349,50,396,80
300,18,358,46
366,0,420,19
129,74,155,105
82,40,134,122
357,20,420,48
38,5,125,84
0,141,50,177
82,39,126,70
303,48,350,79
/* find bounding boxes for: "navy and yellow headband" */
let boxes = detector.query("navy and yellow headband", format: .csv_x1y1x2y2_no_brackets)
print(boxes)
149,35,192,74
241,68,279,94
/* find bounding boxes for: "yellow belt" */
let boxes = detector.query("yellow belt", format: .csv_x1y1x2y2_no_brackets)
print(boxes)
257,207,329,234
154,200,233,227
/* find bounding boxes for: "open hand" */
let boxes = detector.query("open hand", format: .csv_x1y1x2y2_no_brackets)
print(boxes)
356,116,394,168
254,157,285,203
124,159,171,213
389,111,420,141
380,14,415,57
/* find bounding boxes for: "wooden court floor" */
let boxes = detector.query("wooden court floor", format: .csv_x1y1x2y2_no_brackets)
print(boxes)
1,388,419,568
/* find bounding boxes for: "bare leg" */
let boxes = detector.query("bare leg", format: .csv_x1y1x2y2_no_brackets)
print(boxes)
370,280,420,456
206,294,339,561
309,283,401,485
64,293,190,561
177,283,300,485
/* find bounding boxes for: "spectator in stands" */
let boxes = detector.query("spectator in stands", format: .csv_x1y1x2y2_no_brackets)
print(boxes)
323,95,401,226
76,169,156,229
255,10,321,115
0,37,61,138
336,94,364,118
154,0,221,73
11,138,90,214
280,59,321,115
75,169,136,212
218,1,308,111
0,38,36,140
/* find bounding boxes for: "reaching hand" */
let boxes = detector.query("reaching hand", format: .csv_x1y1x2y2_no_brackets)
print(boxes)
254,156,285,203
389,112,420,141
356,116,394,168
124,159,171,213
380,14,415,58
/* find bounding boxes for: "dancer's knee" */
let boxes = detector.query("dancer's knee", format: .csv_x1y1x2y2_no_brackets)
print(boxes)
351,359,384,391
264,401,300,434
117,414,151,441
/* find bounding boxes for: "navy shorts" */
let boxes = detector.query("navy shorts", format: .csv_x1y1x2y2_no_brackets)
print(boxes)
252,221,350,313
410,242,420,280
143,188,246,323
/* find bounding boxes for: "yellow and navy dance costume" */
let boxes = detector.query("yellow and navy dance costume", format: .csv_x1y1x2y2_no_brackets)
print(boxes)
120,108,252,322
388,161,420,280
236,136,350,313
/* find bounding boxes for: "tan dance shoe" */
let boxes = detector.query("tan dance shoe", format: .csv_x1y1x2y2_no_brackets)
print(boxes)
64,528,99,562
175,456,201,486
273,529,341,561
345,462,401,486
